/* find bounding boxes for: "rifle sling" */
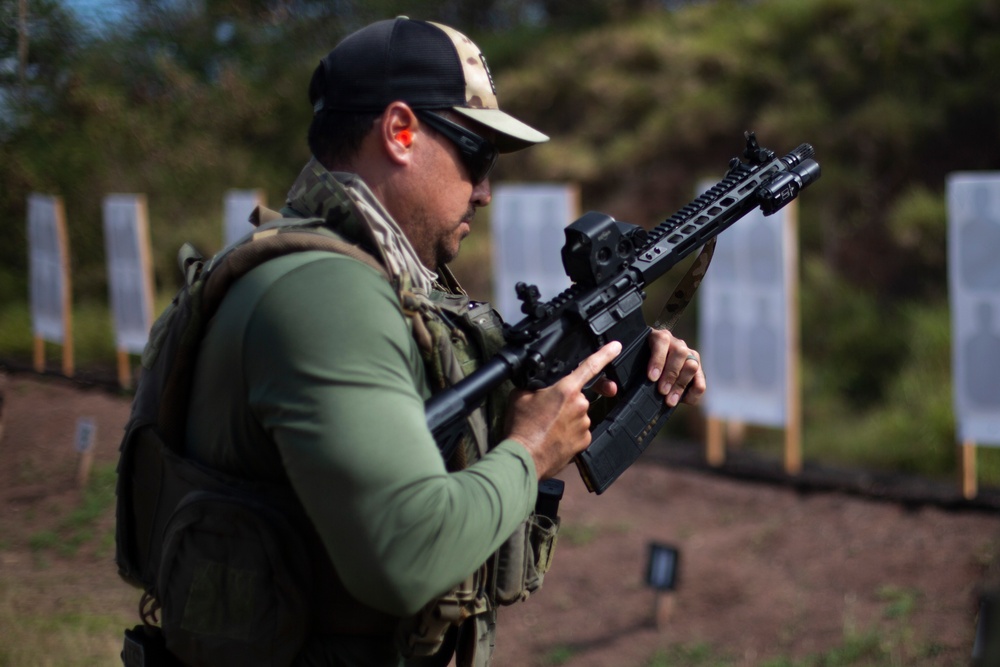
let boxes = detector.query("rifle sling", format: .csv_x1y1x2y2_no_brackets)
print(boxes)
651,237,717,332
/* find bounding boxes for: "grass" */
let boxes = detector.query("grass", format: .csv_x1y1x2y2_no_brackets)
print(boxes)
558,522,601,547
543,645,579,665
643,583,950,667
0,300,116,370
728,416,1000,491
0,462,134,667
646,644,721,666
0,295,174,373
28,464,118,560
0,578,132,667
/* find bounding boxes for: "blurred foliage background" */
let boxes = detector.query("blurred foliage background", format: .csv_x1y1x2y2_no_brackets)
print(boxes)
2,0,999,484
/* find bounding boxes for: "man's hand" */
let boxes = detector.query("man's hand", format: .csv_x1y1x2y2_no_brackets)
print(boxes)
587,330,707,408
645,329,706,407
505,341,623,480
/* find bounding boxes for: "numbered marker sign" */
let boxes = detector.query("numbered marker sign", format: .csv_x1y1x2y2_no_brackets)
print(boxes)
646,542,680,591
75,417,96,454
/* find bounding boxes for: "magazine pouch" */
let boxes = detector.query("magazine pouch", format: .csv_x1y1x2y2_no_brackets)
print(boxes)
492,513,560,605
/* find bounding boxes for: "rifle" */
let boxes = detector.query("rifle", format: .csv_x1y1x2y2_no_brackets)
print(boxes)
427,131,820,494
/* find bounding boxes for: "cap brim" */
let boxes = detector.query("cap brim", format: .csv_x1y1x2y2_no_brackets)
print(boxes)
451,107,549,153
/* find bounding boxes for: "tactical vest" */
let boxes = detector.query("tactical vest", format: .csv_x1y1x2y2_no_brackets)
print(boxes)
115,211,559,667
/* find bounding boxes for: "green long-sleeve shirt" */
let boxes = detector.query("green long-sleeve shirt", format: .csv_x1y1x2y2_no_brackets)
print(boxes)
185,250,537,620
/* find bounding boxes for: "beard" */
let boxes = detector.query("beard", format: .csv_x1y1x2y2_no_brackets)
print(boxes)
430,206,475,268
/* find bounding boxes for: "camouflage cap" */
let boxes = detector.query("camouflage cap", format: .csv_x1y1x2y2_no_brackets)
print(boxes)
310,17,548,153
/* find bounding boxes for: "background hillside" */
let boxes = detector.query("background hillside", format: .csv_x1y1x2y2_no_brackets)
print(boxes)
2,0,1000,483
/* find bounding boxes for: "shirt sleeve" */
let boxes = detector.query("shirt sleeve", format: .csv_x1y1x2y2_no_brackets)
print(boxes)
241,254,537,616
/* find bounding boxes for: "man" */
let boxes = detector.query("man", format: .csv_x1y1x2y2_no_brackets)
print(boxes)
176,17,704,667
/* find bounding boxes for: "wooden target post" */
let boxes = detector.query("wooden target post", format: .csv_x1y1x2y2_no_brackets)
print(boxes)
961,440,977,500
706,417,726,466
783,201,802,475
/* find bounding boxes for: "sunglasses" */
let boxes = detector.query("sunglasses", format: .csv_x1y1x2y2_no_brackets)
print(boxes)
416,110,499,185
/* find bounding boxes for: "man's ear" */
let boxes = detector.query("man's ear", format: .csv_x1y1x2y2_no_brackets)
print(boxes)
381,102,417,167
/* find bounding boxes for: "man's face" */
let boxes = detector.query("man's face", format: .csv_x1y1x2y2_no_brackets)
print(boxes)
397,113,496,269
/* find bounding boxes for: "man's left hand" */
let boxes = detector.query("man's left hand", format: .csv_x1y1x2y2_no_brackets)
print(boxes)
645,329,706,407
586,329,707,408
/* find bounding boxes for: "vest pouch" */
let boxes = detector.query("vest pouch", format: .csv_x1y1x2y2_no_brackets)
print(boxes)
493,513,560,606
157,490,311,667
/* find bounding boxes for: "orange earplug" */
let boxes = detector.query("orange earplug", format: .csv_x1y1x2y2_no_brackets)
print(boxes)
396,129,413,147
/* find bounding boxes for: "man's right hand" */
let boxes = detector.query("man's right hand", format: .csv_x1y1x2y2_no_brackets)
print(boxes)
504,341,623,480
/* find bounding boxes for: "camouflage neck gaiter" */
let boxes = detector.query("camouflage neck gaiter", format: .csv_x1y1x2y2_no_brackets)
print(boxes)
285,158,438,293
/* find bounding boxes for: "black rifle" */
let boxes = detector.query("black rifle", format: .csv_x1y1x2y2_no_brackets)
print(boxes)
427,132,820,494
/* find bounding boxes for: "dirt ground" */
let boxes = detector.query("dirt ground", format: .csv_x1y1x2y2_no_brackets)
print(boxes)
1,370,998,666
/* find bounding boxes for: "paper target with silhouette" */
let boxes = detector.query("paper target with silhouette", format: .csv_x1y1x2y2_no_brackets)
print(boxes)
490,184,578,324
947,173,1000,445
103,195,155,354
27,194,70,344
698,183,793,427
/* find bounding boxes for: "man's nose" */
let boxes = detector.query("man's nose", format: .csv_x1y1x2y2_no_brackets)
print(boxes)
473,177,492,207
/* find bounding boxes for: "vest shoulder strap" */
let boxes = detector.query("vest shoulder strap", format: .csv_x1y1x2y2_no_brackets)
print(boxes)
202,225,388,319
